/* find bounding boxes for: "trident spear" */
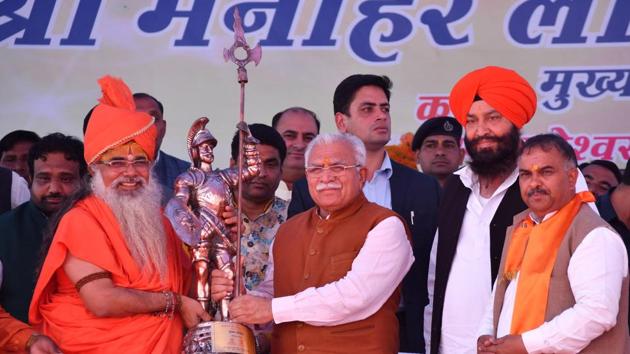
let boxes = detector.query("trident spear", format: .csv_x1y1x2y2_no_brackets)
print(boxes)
223,8,262,307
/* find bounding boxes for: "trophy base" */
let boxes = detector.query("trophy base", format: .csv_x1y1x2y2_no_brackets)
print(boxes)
183,321,256,354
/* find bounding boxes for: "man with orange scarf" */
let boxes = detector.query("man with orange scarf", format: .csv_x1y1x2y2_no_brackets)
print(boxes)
29,76,210,353
477,134,629,353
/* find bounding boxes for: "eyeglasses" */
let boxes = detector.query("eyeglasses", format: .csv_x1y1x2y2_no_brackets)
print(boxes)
305,164,360,176
97,158,151,171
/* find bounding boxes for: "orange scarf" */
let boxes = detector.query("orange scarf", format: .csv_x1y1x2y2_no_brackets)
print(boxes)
503,191,595,334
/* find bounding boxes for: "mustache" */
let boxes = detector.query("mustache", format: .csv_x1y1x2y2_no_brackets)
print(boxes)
470,135,502,146
42,193,64,201
248,178,271,187
316,182,342,191
287,146,305,153
527,186,549,197
111,176,146,188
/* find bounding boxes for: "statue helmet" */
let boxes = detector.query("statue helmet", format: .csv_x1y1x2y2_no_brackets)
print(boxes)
187,117,218,163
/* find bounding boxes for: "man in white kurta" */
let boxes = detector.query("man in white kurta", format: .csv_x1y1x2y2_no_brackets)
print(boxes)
477,134,628,353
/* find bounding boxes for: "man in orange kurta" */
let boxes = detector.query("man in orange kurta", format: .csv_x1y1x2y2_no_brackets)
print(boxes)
1,297,59,353
29,76,209,353
1,304,35,353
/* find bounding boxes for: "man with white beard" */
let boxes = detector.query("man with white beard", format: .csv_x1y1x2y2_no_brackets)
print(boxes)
30,75,209,353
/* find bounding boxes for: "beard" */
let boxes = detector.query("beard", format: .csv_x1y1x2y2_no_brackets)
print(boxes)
91,169,168,280
465,126,521,178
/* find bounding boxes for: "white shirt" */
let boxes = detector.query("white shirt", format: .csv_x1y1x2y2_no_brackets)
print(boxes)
362,153,393,209
252,216,414,326
424,168,595,353
424,166,519,354
477,218,628,353
10,172,29,208
275,180,292,202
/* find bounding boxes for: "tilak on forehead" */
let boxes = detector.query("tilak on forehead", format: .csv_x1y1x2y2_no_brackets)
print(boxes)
449,66,538,129
100,141,149,161
83,75,158,166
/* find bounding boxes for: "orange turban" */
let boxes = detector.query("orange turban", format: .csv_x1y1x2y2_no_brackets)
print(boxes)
449,66,537,129
84,76,157,165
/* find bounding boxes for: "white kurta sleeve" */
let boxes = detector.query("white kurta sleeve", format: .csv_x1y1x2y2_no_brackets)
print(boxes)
477,285,497,338
10,172,29,208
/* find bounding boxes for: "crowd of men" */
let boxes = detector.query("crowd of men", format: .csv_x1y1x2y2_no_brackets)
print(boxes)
0,66,628,354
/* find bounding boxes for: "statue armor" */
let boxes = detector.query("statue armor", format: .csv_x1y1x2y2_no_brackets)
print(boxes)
166,117,260,318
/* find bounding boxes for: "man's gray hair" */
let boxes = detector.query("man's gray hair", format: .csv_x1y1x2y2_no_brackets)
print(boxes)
304,132,366,167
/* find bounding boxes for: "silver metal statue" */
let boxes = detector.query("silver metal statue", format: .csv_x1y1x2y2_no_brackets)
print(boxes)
166,117,260,317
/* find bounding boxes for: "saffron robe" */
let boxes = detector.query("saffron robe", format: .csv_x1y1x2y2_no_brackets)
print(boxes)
29,195,189,354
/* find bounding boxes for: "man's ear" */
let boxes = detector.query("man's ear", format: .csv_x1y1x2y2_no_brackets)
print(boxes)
568,166,578,188
335,113,348,133
414,150,422,165
358,166,368,186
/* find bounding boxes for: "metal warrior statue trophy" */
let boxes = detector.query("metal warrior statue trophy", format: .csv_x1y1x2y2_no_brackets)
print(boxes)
165,8,263,354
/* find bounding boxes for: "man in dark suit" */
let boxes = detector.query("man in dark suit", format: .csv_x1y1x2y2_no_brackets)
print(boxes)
289,74,440,353
133,93,189,204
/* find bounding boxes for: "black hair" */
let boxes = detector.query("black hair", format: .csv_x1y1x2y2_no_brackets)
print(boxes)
333,74,392,115
0,130,40,157
520,133,577,167
82,106,96,135
28,133,87,180
622,159,630,185
588,159,622,183
82,93,163,135
231,124,287,164
271,107,321,133
133,92,164,115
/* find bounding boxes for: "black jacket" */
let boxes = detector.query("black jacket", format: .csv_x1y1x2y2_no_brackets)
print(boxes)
429,174,526,354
